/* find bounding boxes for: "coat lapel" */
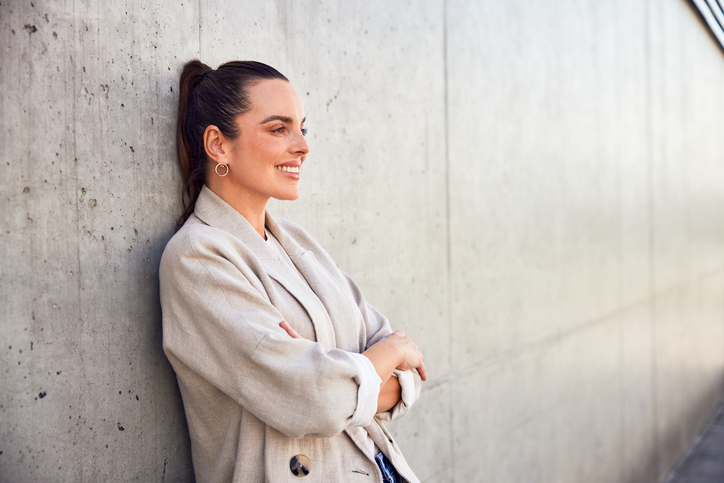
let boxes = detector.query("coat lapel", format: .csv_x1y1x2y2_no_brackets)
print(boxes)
263,213,342,351
261,257,337,351
267,215,367,353
193,186,337,351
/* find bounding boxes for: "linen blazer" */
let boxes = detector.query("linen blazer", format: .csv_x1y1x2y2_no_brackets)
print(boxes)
160,186,422,483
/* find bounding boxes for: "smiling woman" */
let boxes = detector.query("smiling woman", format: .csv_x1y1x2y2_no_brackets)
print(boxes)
160,60,426,483
203,79,309,230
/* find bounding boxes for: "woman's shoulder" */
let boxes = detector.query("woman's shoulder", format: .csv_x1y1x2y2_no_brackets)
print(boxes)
164,215,223,252
160,214,243,272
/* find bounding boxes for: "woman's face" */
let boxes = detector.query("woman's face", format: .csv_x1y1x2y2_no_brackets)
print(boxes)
224,79,309,204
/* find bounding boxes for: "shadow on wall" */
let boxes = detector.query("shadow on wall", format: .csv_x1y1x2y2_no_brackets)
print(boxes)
148,194,196,481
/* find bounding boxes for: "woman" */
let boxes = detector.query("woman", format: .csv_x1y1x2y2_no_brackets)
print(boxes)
160,60,426,483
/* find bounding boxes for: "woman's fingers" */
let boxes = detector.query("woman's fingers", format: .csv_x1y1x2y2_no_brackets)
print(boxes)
280,320,303,339
416,360,427,382
405,350,427,382
387,331,427,381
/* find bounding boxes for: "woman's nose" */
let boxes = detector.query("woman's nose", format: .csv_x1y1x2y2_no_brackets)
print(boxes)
294,130,310,155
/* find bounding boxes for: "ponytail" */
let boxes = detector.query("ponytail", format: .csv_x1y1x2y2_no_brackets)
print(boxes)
176,60,211,228
175,59,288,229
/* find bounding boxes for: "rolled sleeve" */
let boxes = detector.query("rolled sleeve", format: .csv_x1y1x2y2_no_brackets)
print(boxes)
347,353,382,427
376,369,421,422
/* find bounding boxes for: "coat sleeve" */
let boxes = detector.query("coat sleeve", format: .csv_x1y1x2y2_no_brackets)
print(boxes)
338,270,423,421
266,219,423,420
160,227,379,439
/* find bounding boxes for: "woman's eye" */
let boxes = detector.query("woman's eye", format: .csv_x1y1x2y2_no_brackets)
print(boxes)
272,126,287,134
301,127,308,136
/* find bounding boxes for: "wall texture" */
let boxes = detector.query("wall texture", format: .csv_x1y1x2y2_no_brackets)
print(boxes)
1,1,723,482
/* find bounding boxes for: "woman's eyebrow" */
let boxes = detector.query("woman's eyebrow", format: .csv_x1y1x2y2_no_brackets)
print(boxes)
259,115,306,125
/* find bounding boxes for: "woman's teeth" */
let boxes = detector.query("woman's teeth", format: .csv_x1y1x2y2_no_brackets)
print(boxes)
276,166,300,173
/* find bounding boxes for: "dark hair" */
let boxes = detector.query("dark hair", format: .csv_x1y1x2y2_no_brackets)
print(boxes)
175,59,288,227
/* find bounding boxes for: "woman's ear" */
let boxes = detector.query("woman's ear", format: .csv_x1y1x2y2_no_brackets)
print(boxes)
203,125,226,163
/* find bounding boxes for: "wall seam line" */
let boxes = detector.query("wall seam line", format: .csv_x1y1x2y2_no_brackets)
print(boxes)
614,3,626,475
72,0,83,342
443,0,454,480
645,0,660,477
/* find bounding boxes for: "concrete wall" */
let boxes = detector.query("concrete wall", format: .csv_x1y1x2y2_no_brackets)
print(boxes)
1,1,723,482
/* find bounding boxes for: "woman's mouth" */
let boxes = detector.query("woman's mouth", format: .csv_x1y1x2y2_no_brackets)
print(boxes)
275,165,300,173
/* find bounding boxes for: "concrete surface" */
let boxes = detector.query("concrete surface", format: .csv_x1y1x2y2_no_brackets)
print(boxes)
663,399,724,483
1,0,723,482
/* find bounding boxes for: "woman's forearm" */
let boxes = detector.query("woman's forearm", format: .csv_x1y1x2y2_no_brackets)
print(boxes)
362,339,403,412
361,338,403,383
376,374,401,413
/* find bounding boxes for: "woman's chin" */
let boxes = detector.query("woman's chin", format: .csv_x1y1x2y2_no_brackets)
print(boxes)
274,189,301,201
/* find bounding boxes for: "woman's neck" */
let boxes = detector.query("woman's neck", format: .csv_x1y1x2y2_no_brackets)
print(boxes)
206,182,268,238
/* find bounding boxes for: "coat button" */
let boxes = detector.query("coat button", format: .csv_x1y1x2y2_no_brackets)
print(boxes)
290,454,311,477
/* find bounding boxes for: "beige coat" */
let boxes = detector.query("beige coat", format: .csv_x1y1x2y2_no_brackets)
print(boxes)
160,186,421,483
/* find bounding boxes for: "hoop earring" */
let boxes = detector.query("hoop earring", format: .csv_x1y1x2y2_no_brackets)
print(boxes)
215,163,229,177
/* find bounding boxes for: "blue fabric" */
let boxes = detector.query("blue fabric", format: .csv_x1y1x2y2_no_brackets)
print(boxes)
375,452,403,483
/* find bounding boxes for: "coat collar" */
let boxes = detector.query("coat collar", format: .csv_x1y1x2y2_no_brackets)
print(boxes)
193,185,337,350
193,185,295,258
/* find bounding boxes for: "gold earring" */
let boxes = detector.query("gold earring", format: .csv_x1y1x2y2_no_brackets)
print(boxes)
215,163,229,177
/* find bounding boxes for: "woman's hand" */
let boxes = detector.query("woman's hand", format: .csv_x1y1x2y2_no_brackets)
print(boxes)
362,330,427,382
382,330,427,381
280,320,302,339
363,330,426,413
